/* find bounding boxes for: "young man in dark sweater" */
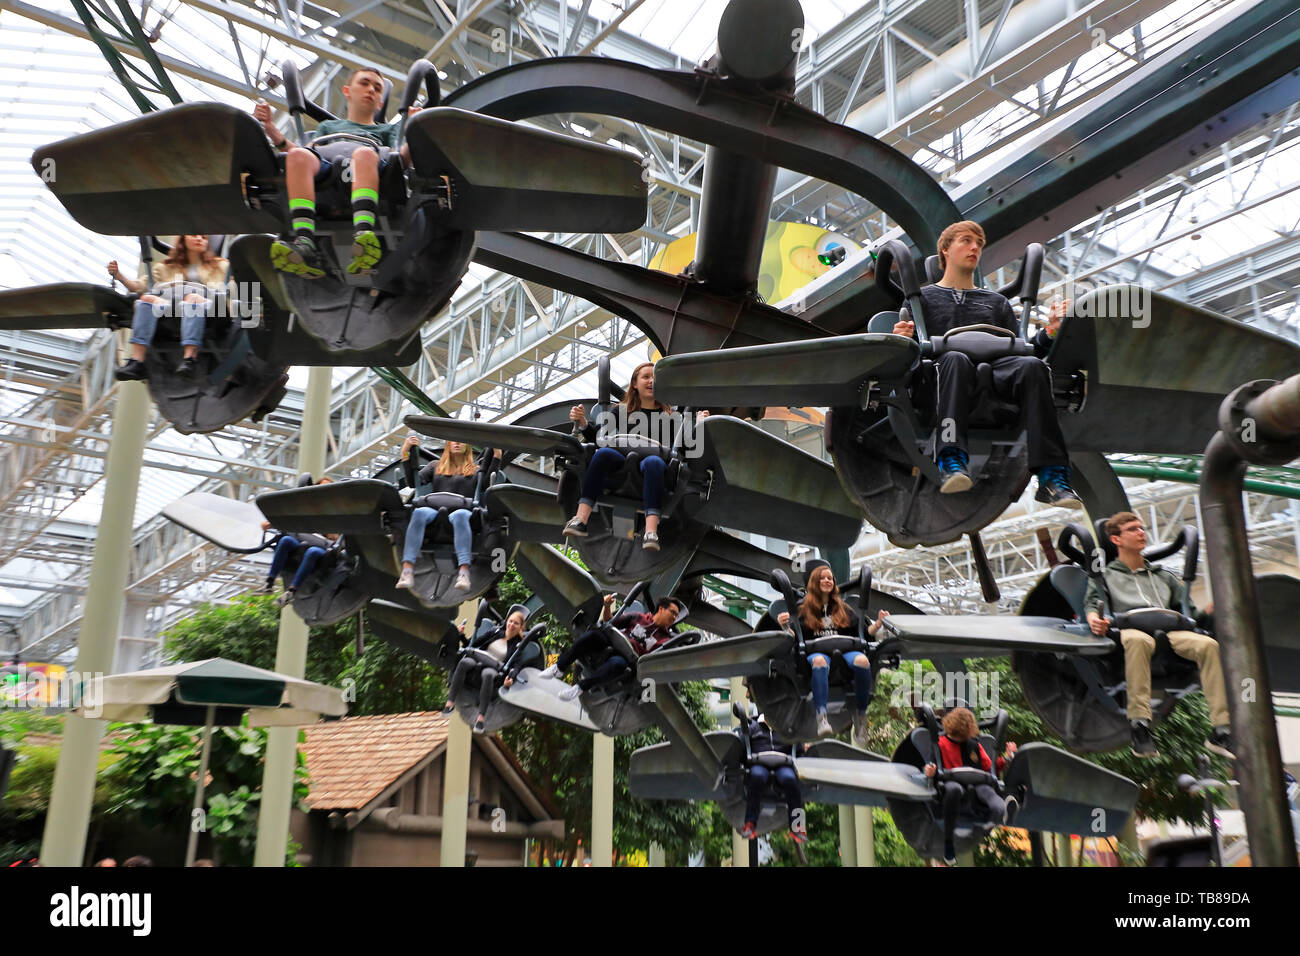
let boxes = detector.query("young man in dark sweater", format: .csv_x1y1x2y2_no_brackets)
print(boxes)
891,220,1080,507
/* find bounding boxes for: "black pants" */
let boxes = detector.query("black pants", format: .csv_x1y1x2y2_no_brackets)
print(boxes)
941,781,1005,846
449,658,497,717
744,764,803,828
558,630,633,690
935,352,1068,470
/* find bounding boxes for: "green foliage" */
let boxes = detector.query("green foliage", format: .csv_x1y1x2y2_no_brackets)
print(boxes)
102,720,308,866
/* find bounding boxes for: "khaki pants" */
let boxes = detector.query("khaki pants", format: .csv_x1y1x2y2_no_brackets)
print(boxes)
1120,628,1230,726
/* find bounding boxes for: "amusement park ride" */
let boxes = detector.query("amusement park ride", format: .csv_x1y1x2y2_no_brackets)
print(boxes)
7,0,1300,864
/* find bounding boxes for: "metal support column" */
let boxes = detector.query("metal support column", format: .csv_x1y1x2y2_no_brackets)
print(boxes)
39,378,151,867
1200,374,1300,866
254,365,330,867
439,596,480,867
730,676,750,867
592,733,614,866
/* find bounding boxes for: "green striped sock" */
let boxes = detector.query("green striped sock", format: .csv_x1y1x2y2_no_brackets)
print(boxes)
351,187,378,232
289,197,316,237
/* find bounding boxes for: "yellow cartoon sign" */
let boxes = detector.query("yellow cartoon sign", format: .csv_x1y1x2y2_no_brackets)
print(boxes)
649,222,858,304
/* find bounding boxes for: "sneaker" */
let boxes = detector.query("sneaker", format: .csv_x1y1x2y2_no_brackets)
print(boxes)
175,356,197,378
347,230,383,275
253,579,275,595
1131,721,1158,758
1003,795,1020,825
815,711,833,737
1204,728,1236,760
395,567,415,590
740,822,757,840
114,359,148,382
852,711,869,748
559,684,582,702
1034,465,1083,509
399,486,416,504
937,448,972,494
642,531,660,552
454,567,471,591
275,588,296,607
540,664,560,679
562,517,589,538
271,236,327,279
943,842,957,866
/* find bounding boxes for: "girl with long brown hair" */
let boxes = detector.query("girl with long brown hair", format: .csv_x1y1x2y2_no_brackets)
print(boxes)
563,361,706,551
776,559,888,743
108,234,228,382
396,438,481,592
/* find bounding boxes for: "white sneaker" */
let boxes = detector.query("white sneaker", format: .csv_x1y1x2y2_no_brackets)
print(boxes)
399,486,416,503
559,685,582,701
816,712,833,737
852,712,869,748
454,567,471,591
642,531,660,552
540,665,560,679
395,568,415,590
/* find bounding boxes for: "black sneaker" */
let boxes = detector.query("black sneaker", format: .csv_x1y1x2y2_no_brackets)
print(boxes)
1204,728,1236,760
562,517,589,538
1131,721,1158,758
114,359,148,382
253,579,274,595
943,841,957,866
1034,465,1083,509
937,449,972,494
175,356,197,378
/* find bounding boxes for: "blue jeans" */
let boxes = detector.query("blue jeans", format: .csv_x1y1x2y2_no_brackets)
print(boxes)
745,764,802,827
580,447,666,516
809,650,871,713
269,536,326,589
129,297,206,348
403,507,472,566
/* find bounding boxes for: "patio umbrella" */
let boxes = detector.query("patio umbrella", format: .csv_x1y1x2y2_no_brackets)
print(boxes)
77,658,347,866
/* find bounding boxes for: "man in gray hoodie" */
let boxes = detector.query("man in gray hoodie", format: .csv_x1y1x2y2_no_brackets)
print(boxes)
1084,511,1233,760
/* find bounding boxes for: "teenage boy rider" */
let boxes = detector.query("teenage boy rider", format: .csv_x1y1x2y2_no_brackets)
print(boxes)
1084,510,1234,760
253,67,421,278
891,220,1080,507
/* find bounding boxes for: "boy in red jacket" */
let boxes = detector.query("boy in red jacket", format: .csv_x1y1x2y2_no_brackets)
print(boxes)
924,707,1018,865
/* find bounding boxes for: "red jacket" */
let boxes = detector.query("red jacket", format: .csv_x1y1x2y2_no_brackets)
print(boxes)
937,735,1006,774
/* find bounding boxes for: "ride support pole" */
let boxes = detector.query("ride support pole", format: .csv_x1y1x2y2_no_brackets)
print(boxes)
730,676,749,867
1200,374,1300,866
592,733,614,866
254,365,330,867
439,596,480,867
40,376,150,866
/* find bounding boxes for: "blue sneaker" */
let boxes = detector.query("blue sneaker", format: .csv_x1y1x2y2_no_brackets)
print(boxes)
937,447,972,494
1034,465,1082,509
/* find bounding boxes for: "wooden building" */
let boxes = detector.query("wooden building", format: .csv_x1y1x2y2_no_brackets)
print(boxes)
292,711,563,866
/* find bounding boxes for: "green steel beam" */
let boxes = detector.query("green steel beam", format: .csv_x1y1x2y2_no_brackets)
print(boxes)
70,0,182,113
1110,457,1300,501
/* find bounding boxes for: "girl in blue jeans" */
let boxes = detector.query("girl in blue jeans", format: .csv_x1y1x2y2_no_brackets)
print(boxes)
562,361,707,552
109,235,227,382
395,438,481,592
777,560,889,745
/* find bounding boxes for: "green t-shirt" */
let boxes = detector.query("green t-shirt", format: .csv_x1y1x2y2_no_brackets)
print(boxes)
313,118,400,149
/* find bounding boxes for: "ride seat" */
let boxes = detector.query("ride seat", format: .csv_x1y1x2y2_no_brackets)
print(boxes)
1049,564,1090,620
924,255,943,284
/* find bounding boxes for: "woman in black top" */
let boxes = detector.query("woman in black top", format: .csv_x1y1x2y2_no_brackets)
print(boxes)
562,362,707,551
396,438,481,592
443,605,540,733
777,560,888,744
